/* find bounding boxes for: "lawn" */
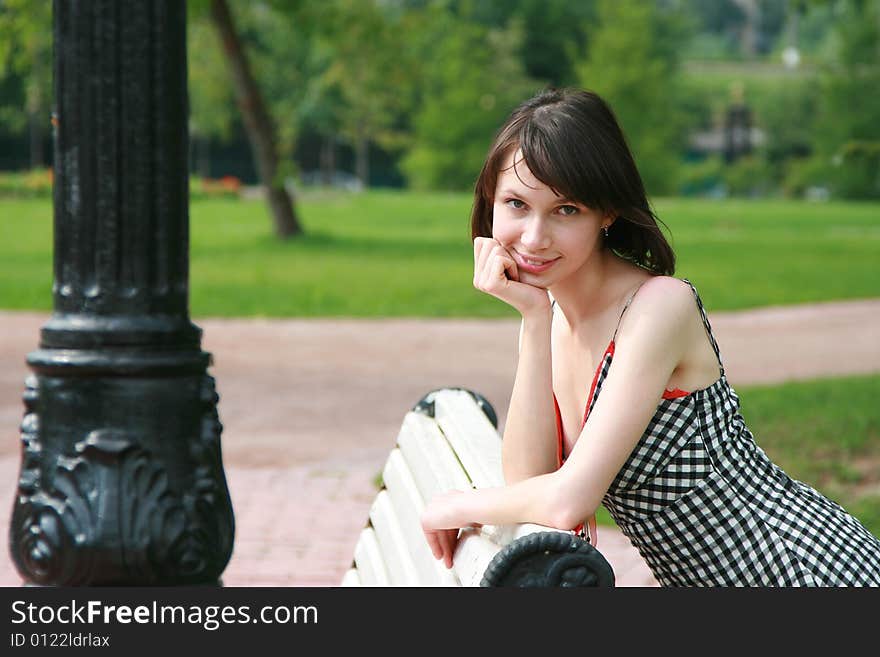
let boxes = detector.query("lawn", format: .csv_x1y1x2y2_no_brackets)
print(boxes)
0,192,878,316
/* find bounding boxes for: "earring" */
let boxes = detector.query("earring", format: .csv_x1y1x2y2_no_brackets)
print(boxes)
603,225,609,238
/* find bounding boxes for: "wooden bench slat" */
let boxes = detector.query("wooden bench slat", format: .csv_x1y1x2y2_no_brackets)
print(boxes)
432,389,505,489
369,490,422,586
453,530,506,587
397,411,472,501
382,449,459,586
353,527,390,586
341,569,361,587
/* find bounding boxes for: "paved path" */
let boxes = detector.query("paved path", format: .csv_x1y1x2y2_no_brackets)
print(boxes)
2,298,879,586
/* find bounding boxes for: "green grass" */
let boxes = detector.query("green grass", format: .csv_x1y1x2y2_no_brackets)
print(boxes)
597,373,880,539
0,192,878,316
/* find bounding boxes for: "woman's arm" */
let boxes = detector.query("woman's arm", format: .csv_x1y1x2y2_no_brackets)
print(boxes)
501,309,559,482
471,237,558,482
422,278,696,564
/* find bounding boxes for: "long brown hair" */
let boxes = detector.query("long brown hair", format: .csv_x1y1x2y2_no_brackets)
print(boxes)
471,88,675,275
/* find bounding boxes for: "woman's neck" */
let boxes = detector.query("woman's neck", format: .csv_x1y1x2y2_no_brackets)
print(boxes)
549,250,646,329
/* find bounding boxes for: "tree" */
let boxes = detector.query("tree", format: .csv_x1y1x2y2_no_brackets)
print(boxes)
187,8,236,177
206,0,303,237
0,0,52,168
312,0,414,188
813,0,880,198
400,9,538,190
575,0,690,196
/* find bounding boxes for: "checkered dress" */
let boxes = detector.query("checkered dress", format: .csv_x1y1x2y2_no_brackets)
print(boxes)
572,280,880,586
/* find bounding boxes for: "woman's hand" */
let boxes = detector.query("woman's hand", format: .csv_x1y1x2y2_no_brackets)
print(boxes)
421,490,481,569
473,238,551,316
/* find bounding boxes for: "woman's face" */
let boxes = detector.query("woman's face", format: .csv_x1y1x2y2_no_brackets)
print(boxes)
491,149,607,289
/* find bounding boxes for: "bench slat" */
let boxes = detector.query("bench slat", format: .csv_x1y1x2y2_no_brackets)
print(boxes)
369,490,422,586
433,390,505,489
397,411,471,501
353,527,390,586
341,569,361,587
382,449,460,586
453,530,507,587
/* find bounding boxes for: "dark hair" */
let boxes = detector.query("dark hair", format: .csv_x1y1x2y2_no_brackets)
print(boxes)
470,88,675,275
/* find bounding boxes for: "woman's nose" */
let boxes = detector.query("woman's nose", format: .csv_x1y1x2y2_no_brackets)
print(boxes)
521,216,551,250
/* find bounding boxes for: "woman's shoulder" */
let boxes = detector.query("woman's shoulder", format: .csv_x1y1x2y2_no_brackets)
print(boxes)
621,275,698,335
606,276,703,373
632,275,695,309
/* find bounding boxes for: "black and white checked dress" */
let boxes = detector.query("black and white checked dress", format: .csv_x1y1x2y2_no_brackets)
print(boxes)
572,279,880,586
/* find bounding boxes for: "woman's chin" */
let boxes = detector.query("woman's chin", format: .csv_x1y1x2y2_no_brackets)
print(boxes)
517,272,551,289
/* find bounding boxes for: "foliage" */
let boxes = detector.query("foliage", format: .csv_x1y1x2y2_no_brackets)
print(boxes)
0,0,52,165
400,9,538,191
188,1,328,179
307,0,416,183
575,0,691,196
678,66,828,199
0,167,52,198
450,0,597,87
812,0,880,198
781,154,834,198
188,6,237,143
1,0,879,202
719,156,778,197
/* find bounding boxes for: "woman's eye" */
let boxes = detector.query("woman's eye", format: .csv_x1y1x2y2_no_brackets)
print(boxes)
506,199,525,210
559,205,579,216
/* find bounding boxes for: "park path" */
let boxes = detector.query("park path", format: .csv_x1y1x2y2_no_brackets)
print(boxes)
1,297,879,586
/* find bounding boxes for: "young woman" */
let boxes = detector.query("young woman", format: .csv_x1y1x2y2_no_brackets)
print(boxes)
420,88,880,586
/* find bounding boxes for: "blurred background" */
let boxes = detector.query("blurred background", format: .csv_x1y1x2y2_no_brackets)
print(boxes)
2,0,878,317
2,0,879,204
0,0,877,542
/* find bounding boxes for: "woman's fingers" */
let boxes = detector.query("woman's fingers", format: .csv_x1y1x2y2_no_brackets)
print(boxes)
472,237,549,315
425,530,443,561
424,528,461,569
473,238,497,287
439,529,457,569
477,249,516,291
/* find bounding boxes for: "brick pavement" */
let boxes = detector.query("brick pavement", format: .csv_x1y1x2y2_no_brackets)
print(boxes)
2,297,879,587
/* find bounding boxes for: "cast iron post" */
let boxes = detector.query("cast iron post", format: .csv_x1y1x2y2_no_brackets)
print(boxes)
8,0,235,585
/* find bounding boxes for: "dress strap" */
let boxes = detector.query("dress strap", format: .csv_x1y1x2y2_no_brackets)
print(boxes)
611,280,648,341
682,279,725,377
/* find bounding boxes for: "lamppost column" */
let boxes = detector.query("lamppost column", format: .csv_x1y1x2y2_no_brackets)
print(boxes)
9,0,235,585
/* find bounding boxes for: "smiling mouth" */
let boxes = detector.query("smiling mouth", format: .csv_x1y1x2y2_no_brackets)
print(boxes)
514,251,560,273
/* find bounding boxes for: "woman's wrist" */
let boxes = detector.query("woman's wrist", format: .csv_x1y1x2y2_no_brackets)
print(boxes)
520,301,553,327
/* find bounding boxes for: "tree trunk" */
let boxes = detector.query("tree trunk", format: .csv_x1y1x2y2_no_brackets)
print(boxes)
320,135,335,186
28,110,44,169
355,128,369,189
208,0,302,238
731,0,759,56
198,137,211,179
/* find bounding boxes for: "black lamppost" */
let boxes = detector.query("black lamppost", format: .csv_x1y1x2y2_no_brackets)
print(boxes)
9,0,234,585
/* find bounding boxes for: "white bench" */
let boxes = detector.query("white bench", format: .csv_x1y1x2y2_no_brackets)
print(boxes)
342,388,615,587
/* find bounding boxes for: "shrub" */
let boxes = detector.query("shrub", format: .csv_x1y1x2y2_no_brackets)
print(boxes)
0,168,53,198
721,156,777,197
189,175,242,200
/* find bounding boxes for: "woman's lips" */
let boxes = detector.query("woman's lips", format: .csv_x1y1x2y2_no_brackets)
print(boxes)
513,251,560,274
